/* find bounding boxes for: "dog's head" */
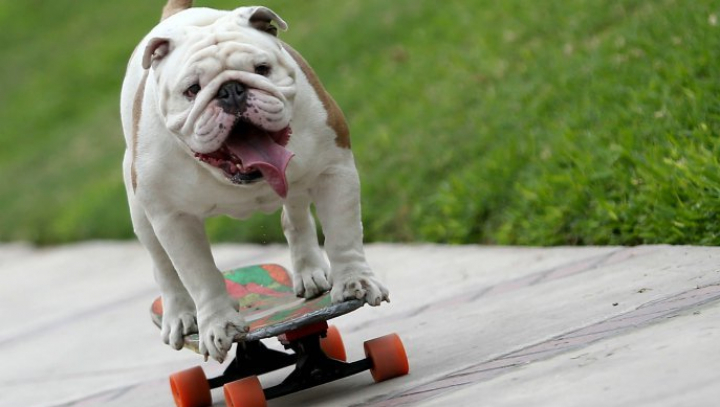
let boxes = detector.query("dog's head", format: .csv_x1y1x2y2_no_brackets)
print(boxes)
142,6,296,197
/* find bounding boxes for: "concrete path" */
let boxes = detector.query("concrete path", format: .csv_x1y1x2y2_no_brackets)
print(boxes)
2,242,720,407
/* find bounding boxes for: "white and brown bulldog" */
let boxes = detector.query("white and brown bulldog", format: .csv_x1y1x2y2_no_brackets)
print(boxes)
120,0,388,363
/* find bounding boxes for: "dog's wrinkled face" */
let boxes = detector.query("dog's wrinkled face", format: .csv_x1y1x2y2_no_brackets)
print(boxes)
143,7,297,197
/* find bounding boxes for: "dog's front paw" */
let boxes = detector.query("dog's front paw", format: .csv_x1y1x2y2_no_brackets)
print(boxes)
161,294,198,350
331,269,390,306
293,265,331,299
197,303,249,363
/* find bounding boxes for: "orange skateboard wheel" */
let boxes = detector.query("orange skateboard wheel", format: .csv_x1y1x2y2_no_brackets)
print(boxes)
364,333,410,382
169,366,212,407
320,325,347,361
224,376,266,407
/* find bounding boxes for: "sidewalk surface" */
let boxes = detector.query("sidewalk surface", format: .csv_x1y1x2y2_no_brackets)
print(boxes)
2,242,720,407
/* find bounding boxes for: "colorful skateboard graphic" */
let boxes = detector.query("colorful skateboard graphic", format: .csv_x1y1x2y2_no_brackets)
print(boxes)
151,264,362,352
150,264,409,407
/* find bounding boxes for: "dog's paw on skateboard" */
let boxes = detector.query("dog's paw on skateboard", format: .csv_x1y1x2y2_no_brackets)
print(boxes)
331,271,390,306
197,306,249,363
160,296,198,350
293,266,332,299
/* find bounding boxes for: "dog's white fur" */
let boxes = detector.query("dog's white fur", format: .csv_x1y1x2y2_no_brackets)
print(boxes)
120,3,388,362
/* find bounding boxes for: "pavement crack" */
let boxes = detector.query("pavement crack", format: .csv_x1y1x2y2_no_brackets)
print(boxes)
355,280,720,407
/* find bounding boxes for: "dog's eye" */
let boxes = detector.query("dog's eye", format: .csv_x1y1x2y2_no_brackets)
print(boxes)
254,64,271,76
184,84,201,99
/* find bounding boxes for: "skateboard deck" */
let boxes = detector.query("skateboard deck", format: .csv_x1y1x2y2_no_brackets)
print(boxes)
150,263,408,407
150,264,364,353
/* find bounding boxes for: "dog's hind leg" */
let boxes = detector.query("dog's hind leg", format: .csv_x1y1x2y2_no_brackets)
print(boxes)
282,194,332,298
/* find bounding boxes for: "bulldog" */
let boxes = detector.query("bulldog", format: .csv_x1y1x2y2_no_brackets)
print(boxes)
120,0,388,363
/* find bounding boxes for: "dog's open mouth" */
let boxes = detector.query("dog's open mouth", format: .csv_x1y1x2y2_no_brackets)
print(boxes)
194,120,294,198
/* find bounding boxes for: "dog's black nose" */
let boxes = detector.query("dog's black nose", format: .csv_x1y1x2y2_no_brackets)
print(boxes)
216,81,247,114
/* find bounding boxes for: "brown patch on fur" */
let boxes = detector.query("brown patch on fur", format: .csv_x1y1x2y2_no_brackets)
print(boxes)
131,71,150,192
161,0,193,21
282,42,351,149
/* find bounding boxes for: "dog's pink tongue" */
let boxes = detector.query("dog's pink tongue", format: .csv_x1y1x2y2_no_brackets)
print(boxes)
226,130,294,198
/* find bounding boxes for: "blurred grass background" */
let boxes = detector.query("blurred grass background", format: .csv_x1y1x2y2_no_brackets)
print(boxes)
0,0,718,245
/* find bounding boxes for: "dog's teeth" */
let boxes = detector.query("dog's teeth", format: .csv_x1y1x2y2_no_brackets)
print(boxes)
236,163,243,170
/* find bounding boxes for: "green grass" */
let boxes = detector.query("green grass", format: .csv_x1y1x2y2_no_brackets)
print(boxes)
1,0,719,245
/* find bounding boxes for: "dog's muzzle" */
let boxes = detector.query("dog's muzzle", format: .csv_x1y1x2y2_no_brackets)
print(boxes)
194,80,294,198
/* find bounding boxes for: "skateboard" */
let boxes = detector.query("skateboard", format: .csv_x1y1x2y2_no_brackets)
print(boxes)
150,264,409,407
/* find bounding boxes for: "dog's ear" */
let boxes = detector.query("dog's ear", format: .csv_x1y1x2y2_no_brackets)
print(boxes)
142,37,172,70
248,6,288,37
